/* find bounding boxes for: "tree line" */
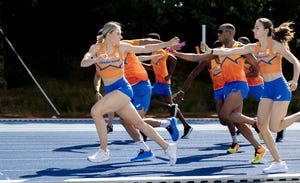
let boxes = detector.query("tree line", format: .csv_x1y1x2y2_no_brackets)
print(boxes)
0,0,300,115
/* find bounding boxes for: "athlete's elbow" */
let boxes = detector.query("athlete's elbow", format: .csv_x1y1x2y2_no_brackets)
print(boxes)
80,60,88,67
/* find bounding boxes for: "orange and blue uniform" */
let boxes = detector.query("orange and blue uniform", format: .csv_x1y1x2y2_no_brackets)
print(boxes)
124,53,149,85
254,38,291,101
121,39,152,111
95,42,124,79
151,49,172,96
244,62,264,101
122,40,149,85
208,59,225,100
218,41,249,99
95,41,133,99
255,38,282,75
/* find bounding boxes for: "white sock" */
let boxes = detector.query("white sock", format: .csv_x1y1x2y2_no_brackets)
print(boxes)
135,141,150,151
232,135,238,144
160,119,170,128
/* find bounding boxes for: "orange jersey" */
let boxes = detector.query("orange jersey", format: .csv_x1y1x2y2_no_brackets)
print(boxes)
124,53,149,85
254,38,282,75
244,62,264,86
95,42,124,79
208,59,225,90
151,49,170,84
218,41,247,83
121,40,149,85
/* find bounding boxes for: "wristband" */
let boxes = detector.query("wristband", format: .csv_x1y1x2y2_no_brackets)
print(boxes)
179,90,185,94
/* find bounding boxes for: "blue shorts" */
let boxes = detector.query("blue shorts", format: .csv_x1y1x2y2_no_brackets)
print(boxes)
223,81,249,100
132,80,151,111
214,88,224,101
152,82,172,96
104,77,133,100
248,84,264,102
262,77,291,101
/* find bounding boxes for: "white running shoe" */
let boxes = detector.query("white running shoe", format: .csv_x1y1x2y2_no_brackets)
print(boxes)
165,143,177,166
263,161,288,174
87,149,110,163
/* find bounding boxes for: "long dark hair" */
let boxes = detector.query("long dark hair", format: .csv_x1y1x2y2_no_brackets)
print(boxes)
257,18,294,50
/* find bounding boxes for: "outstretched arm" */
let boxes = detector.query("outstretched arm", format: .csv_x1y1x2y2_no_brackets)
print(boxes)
121,37,179,54
138,38,163,45
209,43,255,56
172,51,214,62
173,60,209,101
137,54,163,62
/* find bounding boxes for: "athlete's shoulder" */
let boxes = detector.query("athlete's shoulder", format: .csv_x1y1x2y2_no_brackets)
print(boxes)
88,43,100,55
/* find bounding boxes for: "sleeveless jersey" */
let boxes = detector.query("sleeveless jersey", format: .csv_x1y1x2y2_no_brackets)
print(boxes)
208,59,225,90
151,49,171,84
218,41,247,83
95,42,124,79
254,38,282,75
121,39,149,85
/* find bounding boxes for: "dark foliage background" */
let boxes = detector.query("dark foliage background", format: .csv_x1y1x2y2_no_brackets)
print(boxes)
0,0,300,116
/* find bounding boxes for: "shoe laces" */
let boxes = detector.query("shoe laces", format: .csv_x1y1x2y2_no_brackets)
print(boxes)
137,149,145,155
166,125,173,134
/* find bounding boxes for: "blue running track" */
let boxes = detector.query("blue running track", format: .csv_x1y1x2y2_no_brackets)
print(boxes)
0,118,300,183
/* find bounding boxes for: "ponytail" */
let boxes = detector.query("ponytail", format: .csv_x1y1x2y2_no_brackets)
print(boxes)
274,22,295,50
96,21,121,39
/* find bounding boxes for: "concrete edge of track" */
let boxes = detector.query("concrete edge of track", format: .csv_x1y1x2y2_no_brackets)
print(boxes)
1,174,300,183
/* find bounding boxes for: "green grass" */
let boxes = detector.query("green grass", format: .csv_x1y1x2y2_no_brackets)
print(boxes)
0,78,96,116
1,72,300,117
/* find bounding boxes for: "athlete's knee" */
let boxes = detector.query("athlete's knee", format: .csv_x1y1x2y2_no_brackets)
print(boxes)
132,121,146,130
219,111,230,122
90,105,105,119
219,119,227,126
257,120,270,132
269,124,281,133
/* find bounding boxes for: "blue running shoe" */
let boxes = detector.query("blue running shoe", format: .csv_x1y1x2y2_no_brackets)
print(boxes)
166,117,179,141
130,149,155,162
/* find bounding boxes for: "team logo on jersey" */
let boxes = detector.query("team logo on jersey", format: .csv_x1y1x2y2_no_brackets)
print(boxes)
96,59,123,70
257,56,277,65
220,56,242,65
212,66,222,77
